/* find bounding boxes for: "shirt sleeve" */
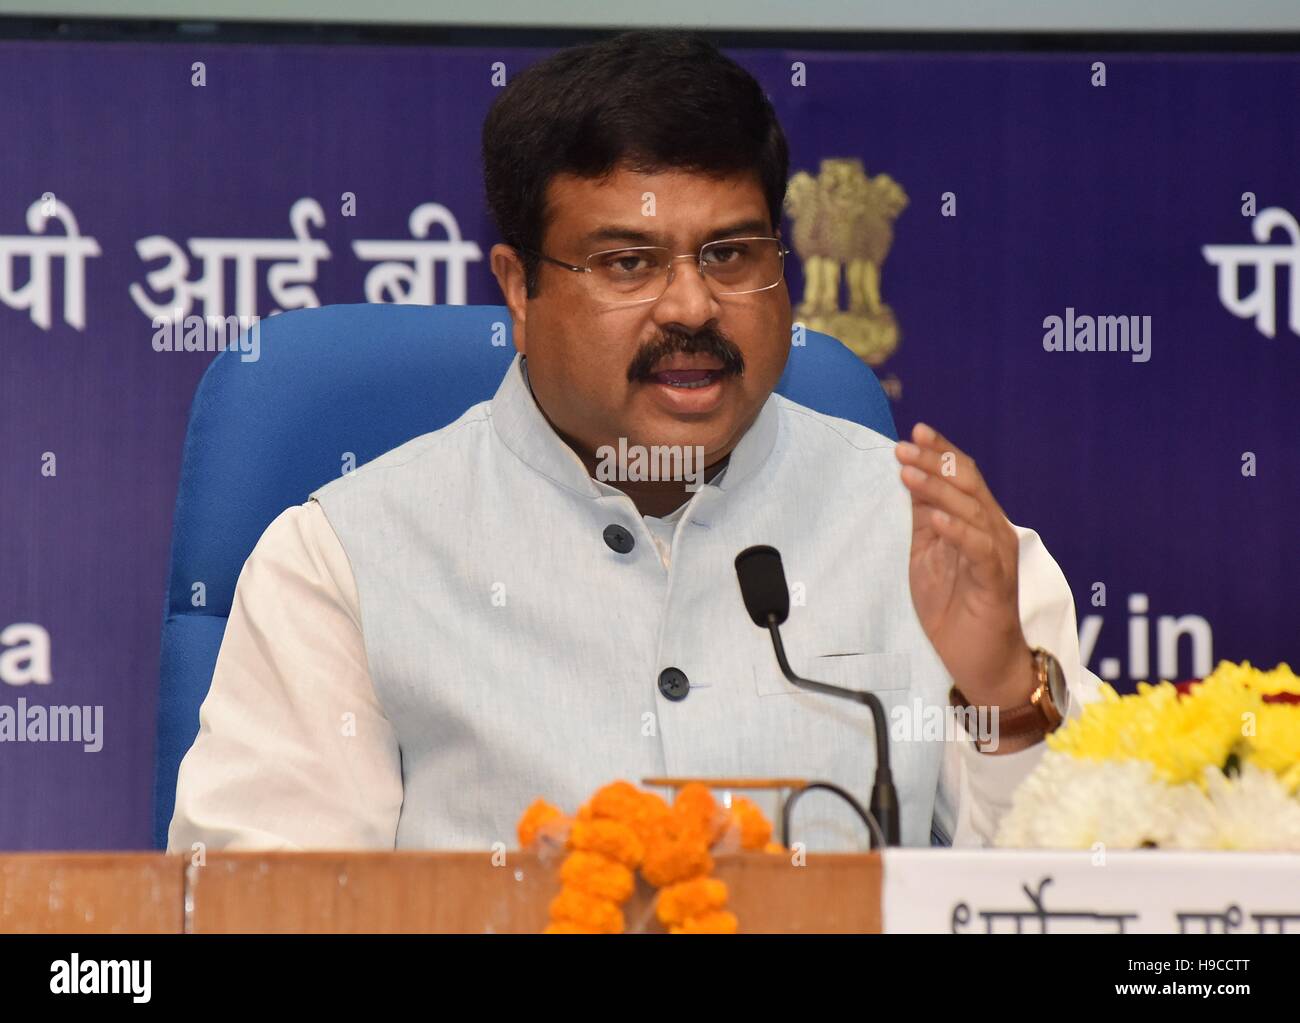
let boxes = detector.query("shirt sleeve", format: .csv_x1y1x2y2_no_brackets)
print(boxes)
932,524,1103,847
167,498,403,852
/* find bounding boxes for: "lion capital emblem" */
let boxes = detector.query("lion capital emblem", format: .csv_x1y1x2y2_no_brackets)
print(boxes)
785,158,908,365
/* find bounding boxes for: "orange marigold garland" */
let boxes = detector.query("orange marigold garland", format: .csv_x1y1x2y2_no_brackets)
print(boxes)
516,798,565,848
560,850,637,902
547,886,625,934
728,795,775,851
545,787,645,934
518,780,780,934
655,876,728,926
671,910,741,934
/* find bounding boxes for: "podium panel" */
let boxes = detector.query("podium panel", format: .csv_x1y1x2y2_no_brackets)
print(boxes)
188,851,883,934
0,854,183,934
0,851,882,933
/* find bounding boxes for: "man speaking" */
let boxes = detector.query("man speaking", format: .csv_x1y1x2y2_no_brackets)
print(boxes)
169,30,1099,853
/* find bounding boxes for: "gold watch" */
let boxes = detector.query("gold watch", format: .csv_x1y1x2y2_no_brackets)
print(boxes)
949,646,1068,744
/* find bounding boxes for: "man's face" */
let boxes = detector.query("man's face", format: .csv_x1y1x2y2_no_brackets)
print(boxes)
490,165,792,467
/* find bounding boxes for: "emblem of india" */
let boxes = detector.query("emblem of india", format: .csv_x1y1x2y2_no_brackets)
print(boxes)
785,157,909,367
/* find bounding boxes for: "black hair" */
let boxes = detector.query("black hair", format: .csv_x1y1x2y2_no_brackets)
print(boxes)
481,29,790,298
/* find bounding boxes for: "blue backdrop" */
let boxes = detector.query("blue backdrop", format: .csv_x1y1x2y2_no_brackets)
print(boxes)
1,38,1296,849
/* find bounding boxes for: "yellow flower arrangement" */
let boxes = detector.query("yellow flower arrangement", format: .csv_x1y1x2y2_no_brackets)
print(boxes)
997,661,1300,851
1047,661,1300,790
517,779,780,933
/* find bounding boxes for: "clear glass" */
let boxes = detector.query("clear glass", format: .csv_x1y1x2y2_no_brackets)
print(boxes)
583,237,786,305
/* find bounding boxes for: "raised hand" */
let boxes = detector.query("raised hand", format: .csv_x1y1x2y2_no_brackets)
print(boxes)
894,422,1036,711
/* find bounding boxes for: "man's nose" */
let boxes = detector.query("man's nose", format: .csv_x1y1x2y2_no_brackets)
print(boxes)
652,255,721,328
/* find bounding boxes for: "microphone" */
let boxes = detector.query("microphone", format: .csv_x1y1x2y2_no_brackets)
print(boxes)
734,545,901,847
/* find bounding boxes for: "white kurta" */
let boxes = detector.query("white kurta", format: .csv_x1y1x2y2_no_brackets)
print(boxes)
169,354,1100,853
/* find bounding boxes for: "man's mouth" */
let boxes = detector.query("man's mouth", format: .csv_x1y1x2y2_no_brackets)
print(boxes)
627,334,743,416
644,355,729,390
650,368,724,389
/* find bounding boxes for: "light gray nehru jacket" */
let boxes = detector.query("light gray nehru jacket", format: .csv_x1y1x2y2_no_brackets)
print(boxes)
309,353,1084,850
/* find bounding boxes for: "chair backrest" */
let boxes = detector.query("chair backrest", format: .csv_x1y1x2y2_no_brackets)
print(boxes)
154,302,898,848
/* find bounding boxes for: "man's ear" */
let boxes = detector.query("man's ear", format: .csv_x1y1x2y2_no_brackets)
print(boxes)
490,243,528,354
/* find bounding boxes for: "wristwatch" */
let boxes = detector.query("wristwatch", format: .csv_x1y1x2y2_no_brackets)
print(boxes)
949,646,1069,747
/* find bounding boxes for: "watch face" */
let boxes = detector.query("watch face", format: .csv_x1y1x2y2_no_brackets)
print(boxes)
1046,654,1070,717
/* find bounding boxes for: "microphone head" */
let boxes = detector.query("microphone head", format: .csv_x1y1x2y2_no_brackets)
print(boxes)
734,545,790,627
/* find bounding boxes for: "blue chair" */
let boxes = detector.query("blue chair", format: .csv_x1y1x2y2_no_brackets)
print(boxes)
153,302,898,849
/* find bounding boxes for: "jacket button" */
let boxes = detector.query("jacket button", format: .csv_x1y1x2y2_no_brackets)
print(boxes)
603,524,635,554
657,667,690,702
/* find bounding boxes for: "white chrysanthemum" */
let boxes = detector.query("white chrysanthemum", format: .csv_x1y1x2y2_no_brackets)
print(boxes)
1169,763,1300,851
995,752,1184,849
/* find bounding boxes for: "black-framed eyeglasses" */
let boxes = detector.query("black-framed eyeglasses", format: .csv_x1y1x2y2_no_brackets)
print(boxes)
519,236,790,305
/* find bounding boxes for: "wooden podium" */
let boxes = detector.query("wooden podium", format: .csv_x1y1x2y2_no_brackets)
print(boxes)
0,851,882,934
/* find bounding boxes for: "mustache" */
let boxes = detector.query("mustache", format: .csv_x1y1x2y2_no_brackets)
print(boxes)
626,326,746,383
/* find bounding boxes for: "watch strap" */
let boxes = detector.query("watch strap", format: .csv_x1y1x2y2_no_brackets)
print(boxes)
949,647,1065,746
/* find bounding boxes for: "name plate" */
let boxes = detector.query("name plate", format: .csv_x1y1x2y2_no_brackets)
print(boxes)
883,849,1300,934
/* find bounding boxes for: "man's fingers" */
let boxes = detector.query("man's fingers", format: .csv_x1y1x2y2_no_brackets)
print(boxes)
903,423,1019,594
906,422,1008,519
921,505,998,567
900,464,985,527
910,422,982,483
895,440,984,498
911,421,951,452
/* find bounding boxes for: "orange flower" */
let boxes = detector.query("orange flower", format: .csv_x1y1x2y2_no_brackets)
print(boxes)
728,795,773,850
673,783,726,842
568,818,644,869
586,780,645,819
585,781,673,847
656,876,729,927
517,798,565,848
527,780,776,934
628,793,674,847
560,850,636,902
671,910,739,934
641,831,714,888
543,920,590,934
549,886,624,934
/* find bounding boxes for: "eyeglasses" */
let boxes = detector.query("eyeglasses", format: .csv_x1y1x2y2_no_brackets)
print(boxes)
521,236,790,305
